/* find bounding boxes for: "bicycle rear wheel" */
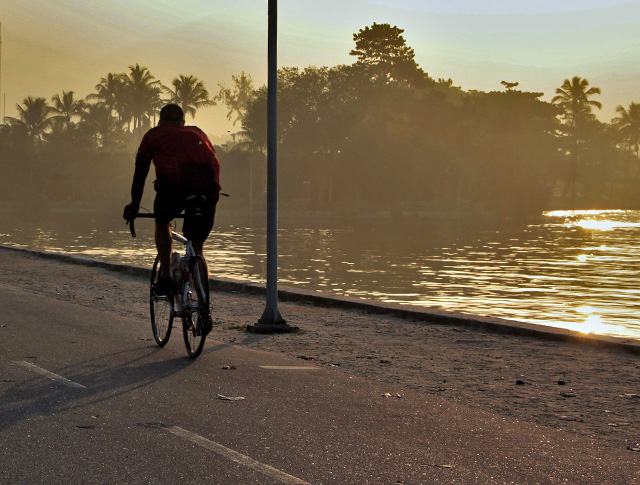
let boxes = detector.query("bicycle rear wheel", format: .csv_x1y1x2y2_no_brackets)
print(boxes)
150,255,174,347
182,255,209,358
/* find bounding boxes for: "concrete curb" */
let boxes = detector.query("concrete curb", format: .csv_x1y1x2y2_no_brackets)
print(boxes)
2,244,640,355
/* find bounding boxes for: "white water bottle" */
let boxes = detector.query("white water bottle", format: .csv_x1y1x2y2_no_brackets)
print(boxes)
171,252,182,287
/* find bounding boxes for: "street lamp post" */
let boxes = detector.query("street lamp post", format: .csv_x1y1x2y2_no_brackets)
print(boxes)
247,0,297,333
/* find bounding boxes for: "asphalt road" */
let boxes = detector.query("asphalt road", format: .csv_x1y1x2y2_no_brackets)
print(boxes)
1,282,638,484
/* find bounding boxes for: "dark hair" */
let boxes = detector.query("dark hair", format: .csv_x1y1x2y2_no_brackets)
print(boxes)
159,104,184,122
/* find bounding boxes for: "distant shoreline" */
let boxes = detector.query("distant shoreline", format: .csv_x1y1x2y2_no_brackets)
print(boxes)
3,199,638,222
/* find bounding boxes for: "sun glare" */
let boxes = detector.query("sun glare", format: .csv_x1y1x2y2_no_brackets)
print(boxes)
544,210,627,218
575,220,616,231
562,310,609,335
576,305,594,314
582,314,607,334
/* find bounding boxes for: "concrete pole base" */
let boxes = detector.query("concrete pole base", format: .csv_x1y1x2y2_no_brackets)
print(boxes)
246,323,300,334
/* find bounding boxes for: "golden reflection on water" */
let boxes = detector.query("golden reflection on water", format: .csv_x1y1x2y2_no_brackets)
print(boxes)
562,307,612,335
575,220,617,231
2,209,640,340
546,209,640,232
544,209,627,217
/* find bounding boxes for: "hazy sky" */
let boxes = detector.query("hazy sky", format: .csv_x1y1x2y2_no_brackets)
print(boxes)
1,0,639,138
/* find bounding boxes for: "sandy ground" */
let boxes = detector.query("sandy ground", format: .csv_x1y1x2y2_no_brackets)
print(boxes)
1,247,639,453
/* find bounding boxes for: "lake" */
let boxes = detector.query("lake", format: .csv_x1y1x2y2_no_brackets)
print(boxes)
1,208,639,339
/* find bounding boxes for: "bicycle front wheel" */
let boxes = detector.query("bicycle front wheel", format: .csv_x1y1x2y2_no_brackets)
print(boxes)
182,255,209,358
150,255,174,347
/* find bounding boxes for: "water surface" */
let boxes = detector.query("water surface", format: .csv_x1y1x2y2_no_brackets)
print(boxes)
2,209,639,339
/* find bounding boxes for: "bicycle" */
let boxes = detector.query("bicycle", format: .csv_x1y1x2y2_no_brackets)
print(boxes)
127,204,211,358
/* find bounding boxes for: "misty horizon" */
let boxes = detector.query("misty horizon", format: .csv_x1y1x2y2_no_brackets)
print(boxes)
1,1,639,137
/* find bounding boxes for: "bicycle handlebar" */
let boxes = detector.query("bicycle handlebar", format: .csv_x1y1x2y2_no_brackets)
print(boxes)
126,192,228,237
127,213,184,238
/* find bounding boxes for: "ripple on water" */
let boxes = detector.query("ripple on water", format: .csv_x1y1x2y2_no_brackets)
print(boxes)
2,210,640,339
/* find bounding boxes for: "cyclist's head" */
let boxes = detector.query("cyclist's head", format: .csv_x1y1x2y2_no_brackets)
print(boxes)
159,104,185,125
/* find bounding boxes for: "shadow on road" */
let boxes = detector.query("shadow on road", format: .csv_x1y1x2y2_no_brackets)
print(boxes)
0,344,214,433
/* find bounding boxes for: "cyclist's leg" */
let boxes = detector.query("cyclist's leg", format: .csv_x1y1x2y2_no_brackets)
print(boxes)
153,182,183,283
155,221,173,279
191,240,209,281
184,191,219,280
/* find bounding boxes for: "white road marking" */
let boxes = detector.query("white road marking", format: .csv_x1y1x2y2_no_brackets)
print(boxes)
166,426,310,485
259,366,319,370
13,361,86,389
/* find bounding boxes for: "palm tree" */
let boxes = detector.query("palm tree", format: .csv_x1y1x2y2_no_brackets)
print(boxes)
612,102,640,159
121,64,162,135
88,73,124,118
165,75,215,119
5,97,55,186
51,90,87,124
80,103,125,148
6,96,55,143
552,76,602,198
552,76,602,133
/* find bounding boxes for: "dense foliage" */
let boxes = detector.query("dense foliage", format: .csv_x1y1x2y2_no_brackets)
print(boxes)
1,23,639,216
220,24,640,215
0,65,213,209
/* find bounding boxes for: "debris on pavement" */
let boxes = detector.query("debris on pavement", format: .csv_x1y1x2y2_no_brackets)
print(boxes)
218,394,245,401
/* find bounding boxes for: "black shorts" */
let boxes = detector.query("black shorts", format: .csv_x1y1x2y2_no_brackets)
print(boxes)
154,182,219,242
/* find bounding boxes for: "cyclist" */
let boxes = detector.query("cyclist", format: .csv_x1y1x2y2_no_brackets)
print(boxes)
123,104,221,301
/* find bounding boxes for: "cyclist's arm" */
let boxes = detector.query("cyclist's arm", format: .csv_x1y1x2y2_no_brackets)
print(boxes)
131,150,152,209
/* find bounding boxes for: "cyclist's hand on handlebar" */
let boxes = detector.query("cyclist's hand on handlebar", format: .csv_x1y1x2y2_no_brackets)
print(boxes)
123,203,139,222
123,203,139,238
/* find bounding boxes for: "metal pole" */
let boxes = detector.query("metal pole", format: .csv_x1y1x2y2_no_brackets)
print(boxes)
0,23,3,125
248,0,296,333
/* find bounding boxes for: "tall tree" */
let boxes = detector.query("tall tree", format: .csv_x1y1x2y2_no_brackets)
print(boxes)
349,23,428,87
217,72,255,126
80,103,125,149
165,74,215,119
51,90,87,124
239,85,268,152
552,76,602,198
612,102,640,158
121,64,162,134
552,76,602,133
6,96,55,142
88,73,124,117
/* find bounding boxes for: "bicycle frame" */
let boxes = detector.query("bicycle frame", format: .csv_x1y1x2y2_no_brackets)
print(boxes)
130,213,205,318
171,232,204,318
130,210,211,357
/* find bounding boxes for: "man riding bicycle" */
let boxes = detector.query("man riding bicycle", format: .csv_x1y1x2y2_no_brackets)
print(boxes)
123,104,221,298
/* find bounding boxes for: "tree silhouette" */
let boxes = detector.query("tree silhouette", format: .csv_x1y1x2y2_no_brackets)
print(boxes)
121,64,162,135
350,23,426,86
6,96,55,143
612,102,640,159
216,72,255,126
501,81,519,91
552,76,602,132
88,73,125,119
81,103,124,148
552,76,602,199
165,74,215,119
51,90,87,124
239,85,268,153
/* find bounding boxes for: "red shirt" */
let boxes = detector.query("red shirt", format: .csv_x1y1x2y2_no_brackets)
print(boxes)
137,124,221,192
